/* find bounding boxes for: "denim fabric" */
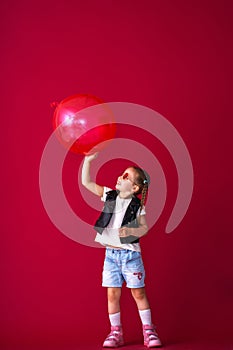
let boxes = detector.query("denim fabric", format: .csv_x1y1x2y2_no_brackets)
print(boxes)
102,248,145,288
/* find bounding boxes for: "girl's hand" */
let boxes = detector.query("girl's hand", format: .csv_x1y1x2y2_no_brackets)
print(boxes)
84,152,98,162
119,227,130,237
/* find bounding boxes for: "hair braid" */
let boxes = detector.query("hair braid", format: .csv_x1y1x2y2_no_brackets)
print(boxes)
140,183,148,211
131,166,150,211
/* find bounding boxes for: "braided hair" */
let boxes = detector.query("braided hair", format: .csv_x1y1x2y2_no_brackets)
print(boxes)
131,166,150,211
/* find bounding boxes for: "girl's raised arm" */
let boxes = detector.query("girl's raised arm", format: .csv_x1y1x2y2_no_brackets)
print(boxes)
81,153,104,197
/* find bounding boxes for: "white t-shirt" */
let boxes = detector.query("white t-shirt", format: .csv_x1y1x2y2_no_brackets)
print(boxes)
95,187,146,252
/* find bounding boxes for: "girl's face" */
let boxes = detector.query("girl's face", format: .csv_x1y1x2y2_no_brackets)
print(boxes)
115,167,139,196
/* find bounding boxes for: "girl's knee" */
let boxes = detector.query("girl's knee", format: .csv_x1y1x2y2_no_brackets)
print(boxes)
131,287,146,300
107,287,121,302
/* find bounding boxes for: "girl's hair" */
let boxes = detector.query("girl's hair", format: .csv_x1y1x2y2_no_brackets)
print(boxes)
131,166,150,210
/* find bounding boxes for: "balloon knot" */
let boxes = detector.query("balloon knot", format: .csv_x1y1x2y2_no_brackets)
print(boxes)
50,101,59,108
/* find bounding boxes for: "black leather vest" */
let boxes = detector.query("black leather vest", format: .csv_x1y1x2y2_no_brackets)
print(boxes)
94,190,141,244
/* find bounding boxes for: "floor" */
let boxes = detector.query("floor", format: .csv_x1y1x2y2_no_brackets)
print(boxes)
1,341,232,350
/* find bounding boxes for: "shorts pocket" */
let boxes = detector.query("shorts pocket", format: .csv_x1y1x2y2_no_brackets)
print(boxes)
125,252,144,270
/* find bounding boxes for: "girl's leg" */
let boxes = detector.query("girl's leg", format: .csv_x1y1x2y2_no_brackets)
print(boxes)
103,287,124,348
131,287,162,348
107,287,122,314
131,287,152,324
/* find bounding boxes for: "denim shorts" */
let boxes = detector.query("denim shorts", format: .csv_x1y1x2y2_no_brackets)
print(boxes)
102,248,145,288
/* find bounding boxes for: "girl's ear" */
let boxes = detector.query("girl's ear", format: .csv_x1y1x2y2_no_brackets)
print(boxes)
132,184,140,193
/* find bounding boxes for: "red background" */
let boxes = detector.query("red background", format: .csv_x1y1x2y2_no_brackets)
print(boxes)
1,0,233,349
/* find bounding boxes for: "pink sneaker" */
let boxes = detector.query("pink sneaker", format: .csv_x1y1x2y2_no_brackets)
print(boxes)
143,324,162,348
103,325,124,348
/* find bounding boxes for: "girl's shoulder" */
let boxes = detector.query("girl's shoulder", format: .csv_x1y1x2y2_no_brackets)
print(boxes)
101,186,113,201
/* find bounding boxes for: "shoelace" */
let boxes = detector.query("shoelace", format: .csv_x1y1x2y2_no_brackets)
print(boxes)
145,329,159,339
107,331,121,340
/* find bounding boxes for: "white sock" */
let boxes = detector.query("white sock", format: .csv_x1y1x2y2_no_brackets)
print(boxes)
109,312,121,326
139,308,152,325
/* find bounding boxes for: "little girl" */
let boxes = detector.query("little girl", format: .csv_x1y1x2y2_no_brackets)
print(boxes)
82,153,162,348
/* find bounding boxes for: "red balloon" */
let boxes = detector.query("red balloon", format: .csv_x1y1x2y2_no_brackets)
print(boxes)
52,94,116,155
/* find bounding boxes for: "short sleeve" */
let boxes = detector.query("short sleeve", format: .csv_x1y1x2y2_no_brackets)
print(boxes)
101,187,113,202
137,205,146,216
